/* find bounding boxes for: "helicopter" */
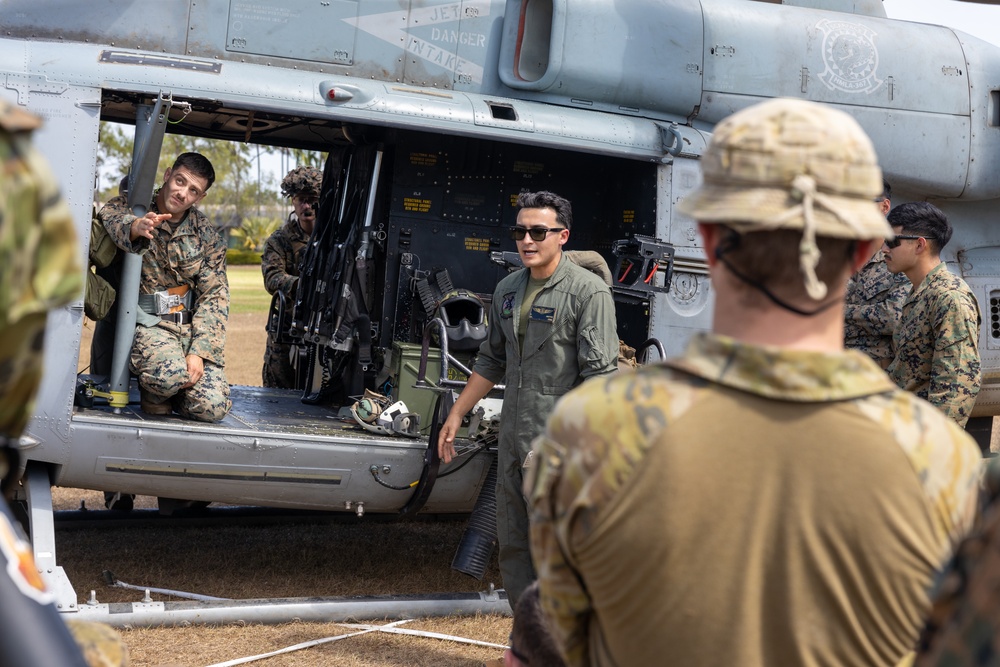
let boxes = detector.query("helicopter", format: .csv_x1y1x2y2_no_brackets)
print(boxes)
2,0,1000,618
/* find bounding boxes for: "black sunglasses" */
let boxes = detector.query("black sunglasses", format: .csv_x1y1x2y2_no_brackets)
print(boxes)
510,226,566,242
884,234,923,249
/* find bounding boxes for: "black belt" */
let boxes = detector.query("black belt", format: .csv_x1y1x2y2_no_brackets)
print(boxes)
161,311,193,324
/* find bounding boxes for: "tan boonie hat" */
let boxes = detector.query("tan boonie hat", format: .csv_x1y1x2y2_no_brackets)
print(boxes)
678,98,892,300
280,166,322,199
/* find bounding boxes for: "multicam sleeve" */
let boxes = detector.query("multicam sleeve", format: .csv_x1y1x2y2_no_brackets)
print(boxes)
0,132,83,438
527,427,594,667
527,370,683,666
188,218,229,365
928,293,981,427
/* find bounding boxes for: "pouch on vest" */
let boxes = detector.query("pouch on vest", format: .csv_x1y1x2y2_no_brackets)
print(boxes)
84,211,119,320
84,268,116,321
89,212,118,269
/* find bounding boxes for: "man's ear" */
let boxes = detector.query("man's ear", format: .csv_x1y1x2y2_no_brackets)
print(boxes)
916,235,930,256
698,223,719,268
852,239,881,273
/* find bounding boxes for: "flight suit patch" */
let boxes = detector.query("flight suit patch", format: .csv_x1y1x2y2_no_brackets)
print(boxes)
530,306,555,322
501,292,516,319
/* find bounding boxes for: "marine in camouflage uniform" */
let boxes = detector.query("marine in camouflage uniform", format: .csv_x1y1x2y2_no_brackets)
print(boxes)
261,166,321,388
100,153,230,422
527,99,983,667
888,264,980,427
0,98,127,667
883,202,981,427
915,457,1000,667
844,249,910,369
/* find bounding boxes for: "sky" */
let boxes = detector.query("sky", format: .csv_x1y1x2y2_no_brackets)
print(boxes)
881,0,1000,46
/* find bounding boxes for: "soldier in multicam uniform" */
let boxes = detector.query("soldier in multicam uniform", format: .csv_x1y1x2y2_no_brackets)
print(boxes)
883,202,981,427
844,179,911,369
913,456,1000,667
260,166,321,388
438,191,619,615
0,98,127,666
99,152,231,421
526,99,982,667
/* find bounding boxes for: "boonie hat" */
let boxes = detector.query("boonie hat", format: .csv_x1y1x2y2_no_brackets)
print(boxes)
678,98,892,299
280,166,322,199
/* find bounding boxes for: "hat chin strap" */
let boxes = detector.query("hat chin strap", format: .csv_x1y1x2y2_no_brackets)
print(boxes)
762,174,873,302
714,227,842,318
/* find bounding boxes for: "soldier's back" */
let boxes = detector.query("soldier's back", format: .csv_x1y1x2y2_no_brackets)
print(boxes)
0,99,81,436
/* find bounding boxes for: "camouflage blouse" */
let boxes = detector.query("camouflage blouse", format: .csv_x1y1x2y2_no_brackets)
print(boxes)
100,193,228,366
845,250,910,369
887,262,981,427
261,214,309,297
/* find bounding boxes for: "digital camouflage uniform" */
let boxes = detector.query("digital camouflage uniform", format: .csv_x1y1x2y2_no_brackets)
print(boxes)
475,254,618,609
100,193,230,421
261,215,309,387
0,99,127,667
527,333,982,667
845,249,910,369
260,165,320,388
887,262,981,427
915,458,1000,667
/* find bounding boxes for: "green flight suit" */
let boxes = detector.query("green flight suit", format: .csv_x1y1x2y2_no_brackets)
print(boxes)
474,254,618,608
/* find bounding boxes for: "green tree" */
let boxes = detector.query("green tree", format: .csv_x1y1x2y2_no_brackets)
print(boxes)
230,215,281,251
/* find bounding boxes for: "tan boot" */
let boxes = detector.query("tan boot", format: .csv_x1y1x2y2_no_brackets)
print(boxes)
139,388,172,415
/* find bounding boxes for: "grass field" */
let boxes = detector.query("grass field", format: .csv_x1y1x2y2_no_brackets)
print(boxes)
228,264,272,315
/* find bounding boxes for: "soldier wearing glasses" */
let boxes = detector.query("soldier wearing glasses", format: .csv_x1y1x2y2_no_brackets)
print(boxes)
883,202,982,426
438,190,619,612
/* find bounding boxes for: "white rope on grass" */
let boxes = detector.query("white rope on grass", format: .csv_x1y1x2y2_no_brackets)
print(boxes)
202,620,412,667
343,622,509,650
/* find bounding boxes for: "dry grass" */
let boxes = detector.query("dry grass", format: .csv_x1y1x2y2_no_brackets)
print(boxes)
53,488,507,667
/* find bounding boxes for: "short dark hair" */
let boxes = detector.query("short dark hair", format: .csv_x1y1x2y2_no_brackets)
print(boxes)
516,191,573,230
510,583,566,666
879,179,892,203
717,228,856,306
171,152,216,190
887,201,951,254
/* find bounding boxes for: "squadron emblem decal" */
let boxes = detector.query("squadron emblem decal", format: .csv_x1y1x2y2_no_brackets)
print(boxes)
817,19,882,94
